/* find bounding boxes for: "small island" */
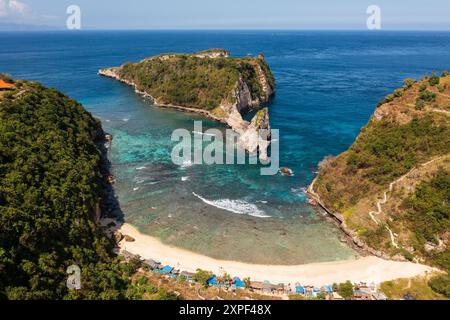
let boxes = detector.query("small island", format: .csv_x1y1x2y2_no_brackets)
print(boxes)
99,49,276,157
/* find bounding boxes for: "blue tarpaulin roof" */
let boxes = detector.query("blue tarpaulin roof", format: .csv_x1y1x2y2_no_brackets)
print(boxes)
233,277,245,288
295,286,305,294
207,276,217,286
323,285,333,293
157,265,174,274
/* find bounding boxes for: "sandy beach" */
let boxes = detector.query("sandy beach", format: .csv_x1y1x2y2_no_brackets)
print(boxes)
118,223,436,286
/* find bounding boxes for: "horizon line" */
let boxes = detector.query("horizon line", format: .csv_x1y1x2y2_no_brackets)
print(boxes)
2,28,450,32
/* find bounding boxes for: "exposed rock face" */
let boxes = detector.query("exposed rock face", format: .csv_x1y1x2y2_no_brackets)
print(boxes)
234,108,271,160
99,49,276,157
194,49,230,59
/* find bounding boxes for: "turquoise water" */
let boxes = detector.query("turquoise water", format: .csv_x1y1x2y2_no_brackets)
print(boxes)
2,30,449,264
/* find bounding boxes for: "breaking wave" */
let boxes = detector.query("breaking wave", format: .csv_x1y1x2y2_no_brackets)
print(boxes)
193,131,216,137
192,192,271,218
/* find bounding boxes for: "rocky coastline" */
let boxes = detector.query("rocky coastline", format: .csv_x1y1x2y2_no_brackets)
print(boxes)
307,177,407,262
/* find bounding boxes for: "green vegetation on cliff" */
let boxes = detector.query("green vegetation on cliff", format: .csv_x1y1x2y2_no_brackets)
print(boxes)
403,168,450,255
346,115,448,187
0,77,178,300
112,49,275,111
314,72,450,298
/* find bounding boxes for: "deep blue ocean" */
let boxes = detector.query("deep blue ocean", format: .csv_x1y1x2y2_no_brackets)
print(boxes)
1,30,449,264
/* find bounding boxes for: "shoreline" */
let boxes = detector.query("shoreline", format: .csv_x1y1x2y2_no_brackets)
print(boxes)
117,223,436,287
98,68,228,124
307,177,402,261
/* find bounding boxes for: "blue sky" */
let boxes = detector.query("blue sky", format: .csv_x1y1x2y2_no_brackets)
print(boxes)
1,0,450,30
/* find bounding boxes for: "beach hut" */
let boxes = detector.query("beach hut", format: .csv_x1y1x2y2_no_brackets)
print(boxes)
249,281,265,291
232,277,246,289
322,285,334,293
155,265,174,275
180,271,195,282
353,290,374,300
274,283,285,293
260,281,283,294
262,281,273,293
295,285,306,295
311,287,321,298
144,259,161,270
207,275,218,286
180,271,194,278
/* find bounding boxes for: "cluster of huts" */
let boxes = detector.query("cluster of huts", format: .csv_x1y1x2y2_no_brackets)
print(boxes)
121,250,388,300
292,283,387,300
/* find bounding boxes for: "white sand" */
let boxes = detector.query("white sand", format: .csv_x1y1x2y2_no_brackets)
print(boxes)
119,223,436,286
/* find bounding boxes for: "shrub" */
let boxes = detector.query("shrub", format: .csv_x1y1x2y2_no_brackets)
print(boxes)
394,89,403,98
192,269,214,286
428,73,440,86
428,274,450,297
415,90,436,110
419,89,436,102
437,84,447,93
415,99,425,110
419,84,427,92
403,78,416,89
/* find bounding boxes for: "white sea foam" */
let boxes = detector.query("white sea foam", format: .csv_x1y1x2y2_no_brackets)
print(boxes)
179,159,193,169
134,177,145,184
192,131,216,137
181,176,189,182
143,181,160,186
122,118,130,122
256,200,268,204
192,192,271,218
136,166,146,170
133,187,140,191
291,187,307,200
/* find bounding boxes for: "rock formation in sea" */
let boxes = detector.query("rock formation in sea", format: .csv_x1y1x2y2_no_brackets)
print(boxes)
99,49,276,157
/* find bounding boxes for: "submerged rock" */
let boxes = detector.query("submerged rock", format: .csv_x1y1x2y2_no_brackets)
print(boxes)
280,167,294,176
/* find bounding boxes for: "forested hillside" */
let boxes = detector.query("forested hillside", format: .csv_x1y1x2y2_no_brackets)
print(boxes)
0,75,172,299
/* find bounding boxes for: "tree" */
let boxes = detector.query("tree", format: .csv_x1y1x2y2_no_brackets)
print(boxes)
219,272,232,285
244,277,251,288
337,281,354,300
193,269,213,286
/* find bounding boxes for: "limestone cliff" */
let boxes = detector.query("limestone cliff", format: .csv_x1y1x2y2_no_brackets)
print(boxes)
99,49,275,156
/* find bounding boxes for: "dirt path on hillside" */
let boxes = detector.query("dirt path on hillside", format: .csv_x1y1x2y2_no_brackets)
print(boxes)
368,155,449,247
